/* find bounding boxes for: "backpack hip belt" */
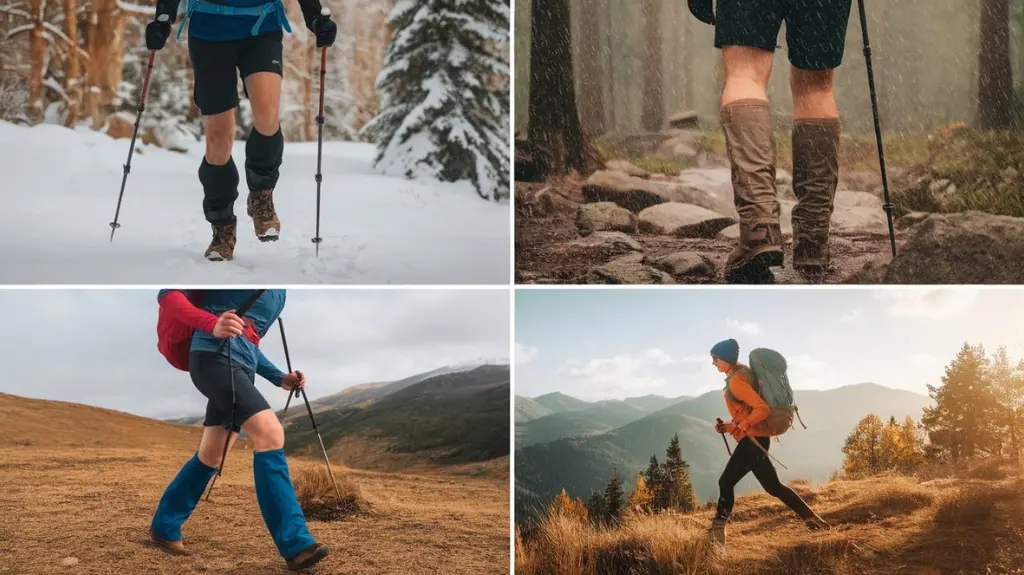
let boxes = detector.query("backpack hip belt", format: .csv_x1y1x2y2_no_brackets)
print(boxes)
176,0,293,41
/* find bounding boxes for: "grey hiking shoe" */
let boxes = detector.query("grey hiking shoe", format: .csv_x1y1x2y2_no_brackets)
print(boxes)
286,542,329,571
709,517,727,548
205,220,237,262
247,189,280,242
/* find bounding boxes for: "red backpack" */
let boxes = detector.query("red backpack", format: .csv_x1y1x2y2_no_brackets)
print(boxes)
157,290,207,371
157,290,264,371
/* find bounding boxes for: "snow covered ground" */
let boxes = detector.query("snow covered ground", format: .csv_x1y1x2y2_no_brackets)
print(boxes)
0,121,509,284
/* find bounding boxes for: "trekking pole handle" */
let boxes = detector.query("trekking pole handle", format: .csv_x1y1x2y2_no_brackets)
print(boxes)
716,418,732,456
320,7,330,16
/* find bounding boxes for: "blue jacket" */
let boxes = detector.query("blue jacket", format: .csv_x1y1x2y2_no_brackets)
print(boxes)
157,0,318,43
158,289,287,386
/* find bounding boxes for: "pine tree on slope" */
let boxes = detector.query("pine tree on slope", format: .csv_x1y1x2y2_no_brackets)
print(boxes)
361,0,510,200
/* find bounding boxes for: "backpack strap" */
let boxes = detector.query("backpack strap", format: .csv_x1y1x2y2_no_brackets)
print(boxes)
724,365,757,406
177,0,292,41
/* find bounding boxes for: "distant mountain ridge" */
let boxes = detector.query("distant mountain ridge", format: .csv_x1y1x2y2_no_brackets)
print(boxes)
515,383,932,522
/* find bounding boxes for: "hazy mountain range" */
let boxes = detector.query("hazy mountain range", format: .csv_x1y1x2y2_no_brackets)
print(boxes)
515,383,932,522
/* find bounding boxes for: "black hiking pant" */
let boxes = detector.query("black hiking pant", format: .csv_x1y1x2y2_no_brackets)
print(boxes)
190,350,271,433
715,436,815,521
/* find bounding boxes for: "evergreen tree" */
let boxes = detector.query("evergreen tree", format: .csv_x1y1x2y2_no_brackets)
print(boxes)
361,0,510,200
988,346,1024,462
548,488,588,524
661,433,697,512
642,454,665,511
586,489,607,527
921,343,1002,460
604,468,625,524
626,473,654,515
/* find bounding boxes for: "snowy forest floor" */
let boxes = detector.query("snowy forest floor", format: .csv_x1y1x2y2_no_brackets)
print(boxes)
0,122,509,284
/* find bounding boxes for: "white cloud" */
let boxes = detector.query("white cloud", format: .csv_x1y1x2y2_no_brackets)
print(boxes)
785,354,836,390
515,342,538,365
874,289,978,320
558,348,684,399
726,318,762,336
840,308,866,323
643,348,675,366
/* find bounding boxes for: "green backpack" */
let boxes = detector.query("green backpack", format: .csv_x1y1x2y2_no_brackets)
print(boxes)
727,348,807,436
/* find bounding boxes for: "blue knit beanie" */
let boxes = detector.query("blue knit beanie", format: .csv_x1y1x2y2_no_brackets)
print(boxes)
710,339,739,365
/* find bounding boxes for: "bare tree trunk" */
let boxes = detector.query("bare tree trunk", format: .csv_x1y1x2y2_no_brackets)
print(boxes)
604,0,616,132
640,0,663,131
527,0,598,176
979,0,1013,129
86,0,126,129
28,0,45,122
576,0,604,137
64,0,81,127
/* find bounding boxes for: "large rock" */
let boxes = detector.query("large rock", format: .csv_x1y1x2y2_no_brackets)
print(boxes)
575,202,638,235
568,231,642,252
606,159,651,179
592,253,676,284
583,170,733,214
667,111,701,130
884,211,1024,283
638,203,736,238
649,252,716,278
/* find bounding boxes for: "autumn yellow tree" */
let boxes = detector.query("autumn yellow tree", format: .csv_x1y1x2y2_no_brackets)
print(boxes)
626,473,653,515
844,413,926,476
842,414,886,476
896,416,926,472
547,488,588,524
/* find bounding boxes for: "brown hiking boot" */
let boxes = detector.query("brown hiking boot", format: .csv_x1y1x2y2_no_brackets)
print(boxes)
286,542,329,571
204,219,237,262
150,528,190,556
247,189,280,242
720,99,784,282
791,119,841,273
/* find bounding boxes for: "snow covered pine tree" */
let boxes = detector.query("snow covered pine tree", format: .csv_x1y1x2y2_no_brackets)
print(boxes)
361,0,510,201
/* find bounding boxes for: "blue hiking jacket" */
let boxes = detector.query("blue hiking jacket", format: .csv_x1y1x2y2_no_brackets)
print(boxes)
158,289,287,386
155,0,320,43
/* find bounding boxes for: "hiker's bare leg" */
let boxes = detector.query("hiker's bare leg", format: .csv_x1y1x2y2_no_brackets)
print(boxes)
790,67,839,120
241,409,285,452
790,66,842,272
245,72,282,136
198,424,237,468
721,46,774,107
204,110,236,166
242,72,283,240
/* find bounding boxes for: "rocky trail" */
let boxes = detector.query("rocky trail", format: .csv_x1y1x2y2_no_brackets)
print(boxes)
516,136,1024,285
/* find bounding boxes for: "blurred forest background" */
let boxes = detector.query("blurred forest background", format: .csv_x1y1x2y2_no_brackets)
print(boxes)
515,0,1024,138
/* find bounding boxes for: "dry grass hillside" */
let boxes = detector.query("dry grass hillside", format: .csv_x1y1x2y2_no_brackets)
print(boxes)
0,394,509,574
516,460,1024,575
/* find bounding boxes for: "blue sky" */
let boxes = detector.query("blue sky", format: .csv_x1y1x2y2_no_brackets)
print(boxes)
515,288,1024,400
0,289,509,419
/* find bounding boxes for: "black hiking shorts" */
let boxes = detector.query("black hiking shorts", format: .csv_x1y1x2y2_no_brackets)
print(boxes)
188,30,284,116
714,0,853,71
190,350,272,432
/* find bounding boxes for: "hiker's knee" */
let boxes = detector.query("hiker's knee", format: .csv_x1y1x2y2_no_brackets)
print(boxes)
204,110,236,165
243,409,285,451
197,427,232,468
721,46,773,105
245,72,282,136
791,68,838,119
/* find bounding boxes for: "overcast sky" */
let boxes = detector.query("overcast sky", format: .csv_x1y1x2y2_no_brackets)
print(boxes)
0,289,509,419
515,287,1024,401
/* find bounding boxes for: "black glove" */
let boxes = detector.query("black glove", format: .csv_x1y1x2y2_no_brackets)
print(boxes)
145,18,171,51
310,14,337,48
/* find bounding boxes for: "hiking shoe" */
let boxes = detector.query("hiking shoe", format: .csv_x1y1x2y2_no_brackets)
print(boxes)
286,542,329,571
791,119,841,272
247,189,280,242
709,518,727,548
805,514,831,531
724,220,783,283
204,220,237,262
150,528,190,556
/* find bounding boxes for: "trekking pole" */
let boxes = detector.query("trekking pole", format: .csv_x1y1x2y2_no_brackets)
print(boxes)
203,290,266,502
716,418,732,456
856,0,897,258
109,50,157,242
743,431,789,471
278,316,343,499
311,29,329,256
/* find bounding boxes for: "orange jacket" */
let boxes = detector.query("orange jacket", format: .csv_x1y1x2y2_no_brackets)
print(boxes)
723,365,771,440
